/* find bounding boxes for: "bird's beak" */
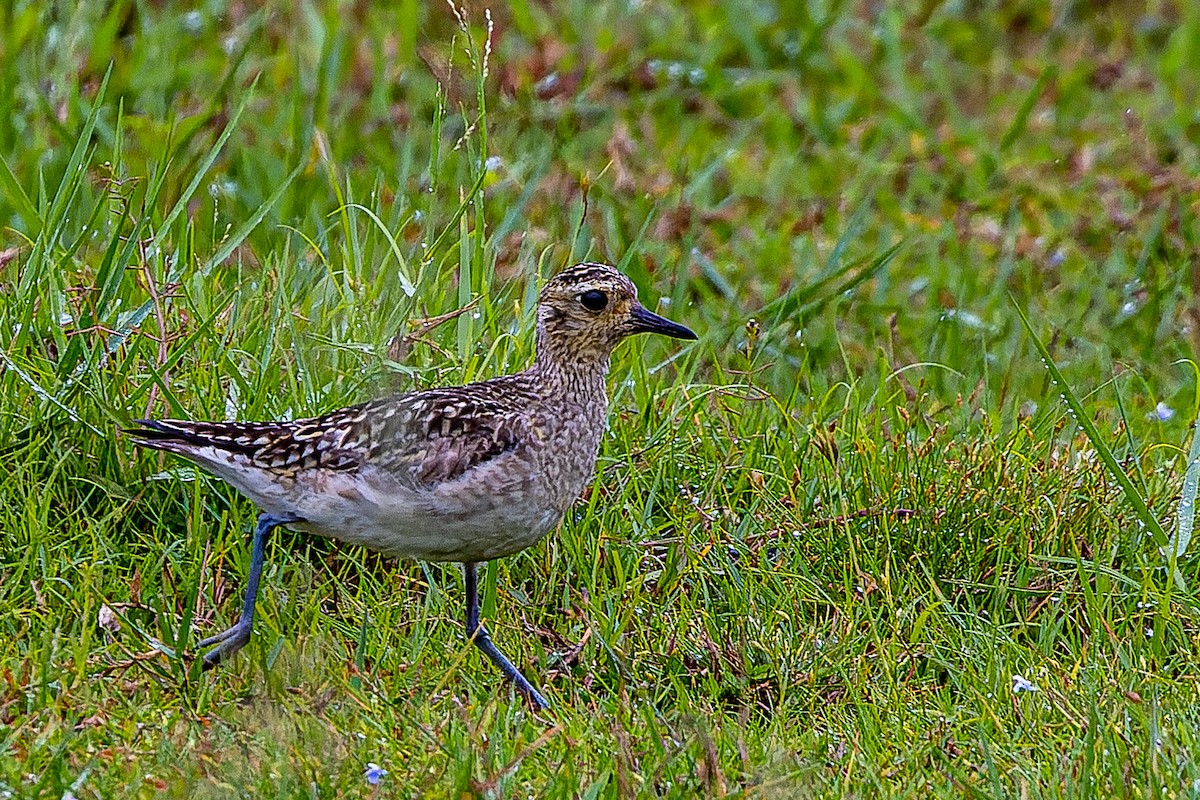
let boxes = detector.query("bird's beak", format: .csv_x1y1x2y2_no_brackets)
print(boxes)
628,303,698,340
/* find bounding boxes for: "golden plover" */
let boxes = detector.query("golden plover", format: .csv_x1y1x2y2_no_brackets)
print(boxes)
128,262,696,709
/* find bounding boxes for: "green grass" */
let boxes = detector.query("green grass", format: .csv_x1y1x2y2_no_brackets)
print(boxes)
2,1,1200,796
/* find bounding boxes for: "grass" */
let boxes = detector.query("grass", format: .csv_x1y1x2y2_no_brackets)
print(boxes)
2,0,1200,796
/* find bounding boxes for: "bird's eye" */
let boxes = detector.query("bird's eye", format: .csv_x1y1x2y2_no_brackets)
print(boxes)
579,290,608,312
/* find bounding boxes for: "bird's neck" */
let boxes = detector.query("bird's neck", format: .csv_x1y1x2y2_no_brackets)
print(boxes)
532,337,611,402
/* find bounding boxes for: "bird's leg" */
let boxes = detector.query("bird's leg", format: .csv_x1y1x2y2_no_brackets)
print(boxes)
198,513,296,670
463,562,549,710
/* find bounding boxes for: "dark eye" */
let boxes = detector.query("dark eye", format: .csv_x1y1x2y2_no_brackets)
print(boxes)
580,290,608,312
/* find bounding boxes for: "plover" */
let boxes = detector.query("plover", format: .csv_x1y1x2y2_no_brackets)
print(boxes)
128,262,696,709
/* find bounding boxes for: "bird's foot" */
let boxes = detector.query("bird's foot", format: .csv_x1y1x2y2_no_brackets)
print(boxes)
197,620,252,670
470,625,550,710
514,679,550,711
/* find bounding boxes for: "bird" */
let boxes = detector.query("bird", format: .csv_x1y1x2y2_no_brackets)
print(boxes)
127,262,696,709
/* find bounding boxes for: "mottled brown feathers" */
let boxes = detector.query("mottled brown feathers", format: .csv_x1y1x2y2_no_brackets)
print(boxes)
129,374,542,489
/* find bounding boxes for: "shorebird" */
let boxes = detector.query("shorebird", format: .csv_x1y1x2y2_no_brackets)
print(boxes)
128,262,696,709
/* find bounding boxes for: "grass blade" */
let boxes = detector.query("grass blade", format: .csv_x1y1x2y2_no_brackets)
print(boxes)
147,89,255,258
1000,65,1056,152
1012,297,1168,548
0,151,41,237
336,203,415,295
199,162,303,273
1163,359,1200,585
422,165,487,269
18,65,113,302
760,241,904,323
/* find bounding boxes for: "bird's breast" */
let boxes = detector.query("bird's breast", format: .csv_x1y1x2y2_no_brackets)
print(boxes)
533,400,607,512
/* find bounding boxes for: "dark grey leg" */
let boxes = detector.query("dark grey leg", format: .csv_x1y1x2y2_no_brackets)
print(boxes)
198,513,295,669
464,562,549,709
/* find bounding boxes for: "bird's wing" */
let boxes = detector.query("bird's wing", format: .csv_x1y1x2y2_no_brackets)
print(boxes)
127,382,537,490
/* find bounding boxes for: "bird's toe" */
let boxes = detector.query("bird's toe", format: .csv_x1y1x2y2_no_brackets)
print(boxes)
198,622,252,669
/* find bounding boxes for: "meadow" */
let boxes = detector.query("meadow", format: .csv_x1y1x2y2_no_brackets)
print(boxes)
2,1,1200,796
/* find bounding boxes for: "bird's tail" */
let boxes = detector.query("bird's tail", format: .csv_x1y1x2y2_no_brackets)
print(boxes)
125,419,260,456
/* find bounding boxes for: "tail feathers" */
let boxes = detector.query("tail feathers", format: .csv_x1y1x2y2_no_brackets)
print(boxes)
126,419,261,456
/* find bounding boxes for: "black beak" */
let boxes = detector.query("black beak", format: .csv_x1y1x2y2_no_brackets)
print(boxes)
629,303,698,340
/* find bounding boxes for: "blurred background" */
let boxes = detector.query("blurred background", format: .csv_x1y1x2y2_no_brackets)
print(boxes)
3,1,1196,412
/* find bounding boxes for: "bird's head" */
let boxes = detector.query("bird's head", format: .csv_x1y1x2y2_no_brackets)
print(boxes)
535,263,696,364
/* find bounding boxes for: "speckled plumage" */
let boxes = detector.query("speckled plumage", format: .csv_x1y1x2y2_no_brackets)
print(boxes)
127,262,696,708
